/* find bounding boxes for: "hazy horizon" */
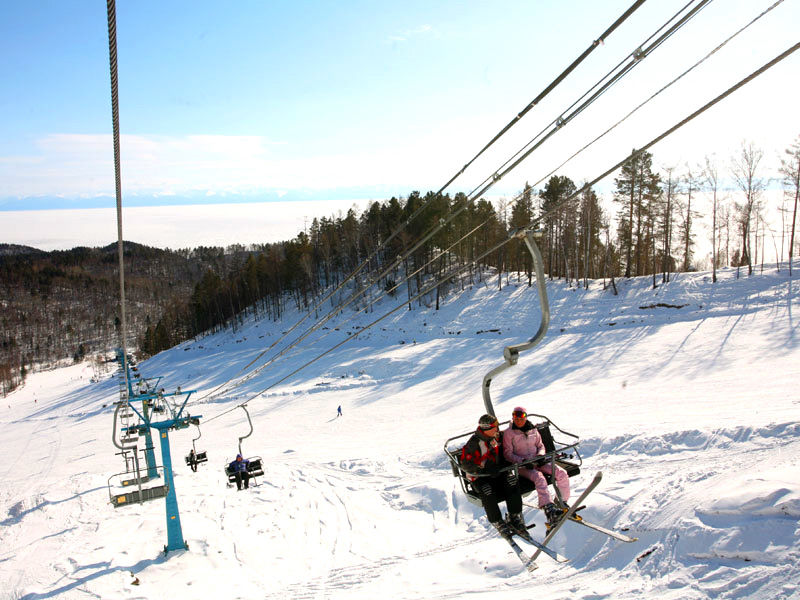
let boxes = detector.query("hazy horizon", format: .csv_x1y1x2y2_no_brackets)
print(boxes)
0,199,373,252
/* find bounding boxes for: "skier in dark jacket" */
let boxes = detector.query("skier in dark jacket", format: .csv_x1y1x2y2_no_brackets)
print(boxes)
188,449,198,472
459,414,525,538
228,454,250,490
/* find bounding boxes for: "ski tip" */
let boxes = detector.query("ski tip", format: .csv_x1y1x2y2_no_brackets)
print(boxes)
526,561,539,573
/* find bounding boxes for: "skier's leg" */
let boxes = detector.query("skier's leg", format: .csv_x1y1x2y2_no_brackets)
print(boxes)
538,463,570,504
528,468,552,507
502,469,522,515
554,464,570,503
475,478,502,523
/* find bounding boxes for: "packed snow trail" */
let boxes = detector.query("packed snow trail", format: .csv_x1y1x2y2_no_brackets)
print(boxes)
1,267,799,599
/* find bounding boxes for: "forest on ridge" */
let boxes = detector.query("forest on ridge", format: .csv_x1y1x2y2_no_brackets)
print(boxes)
2,137,798,397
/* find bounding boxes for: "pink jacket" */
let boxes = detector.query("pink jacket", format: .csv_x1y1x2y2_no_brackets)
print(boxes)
503,424,545,464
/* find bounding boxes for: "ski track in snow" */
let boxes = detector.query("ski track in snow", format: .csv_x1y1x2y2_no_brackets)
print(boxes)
1,266,799,599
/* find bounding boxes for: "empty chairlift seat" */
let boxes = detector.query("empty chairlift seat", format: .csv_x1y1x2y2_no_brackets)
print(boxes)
111,484,168,507
108,466,169,508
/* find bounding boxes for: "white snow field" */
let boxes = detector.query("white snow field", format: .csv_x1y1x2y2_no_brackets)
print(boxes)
2,265,799,600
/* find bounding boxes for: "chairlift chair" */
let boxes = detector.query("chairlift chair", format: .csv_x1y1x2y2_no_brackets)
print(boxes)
442,230,580,507
108,452,169,507
224,405,264,487
444,414,582,508
185,418,209,466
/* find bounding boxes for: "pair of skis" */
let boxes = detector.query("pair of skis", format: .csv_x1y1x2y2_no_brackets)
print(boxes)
496,471,636,574
502,524,569,573
565,512,638,543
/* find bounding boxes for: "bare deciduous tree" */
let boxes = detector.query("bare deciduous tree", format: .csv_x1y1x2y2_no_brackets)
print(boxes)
779,135,800,276
703,155,720,282
730,141,766,276
661,166,680,283
678,165,703,272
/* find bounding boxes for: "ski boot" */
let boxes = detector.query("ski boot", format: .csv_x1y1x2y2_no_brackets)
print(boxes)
543,502,564,530
507,512,530,540
492,520,514,540
555,497,583,522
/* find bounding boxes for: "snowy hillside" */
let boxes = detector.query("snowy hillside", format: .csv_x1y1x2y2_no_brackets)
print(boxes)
2,265,799,600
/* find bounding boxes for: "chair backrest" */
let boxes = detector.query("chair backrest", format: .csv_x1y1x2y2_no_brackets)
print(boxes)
536,421,556,453
247,457,264,476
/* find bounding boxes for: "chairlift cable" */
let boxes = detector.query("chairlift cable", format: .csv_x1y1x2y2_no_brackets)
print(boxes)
197,216,490,401
464,0,715,205
533,0,786,193
202,228,522,425
268,0,708,342
432,0,648,198
215,217,494,391
202,38,800,425
525,39,800,231
105,0,130,404
192,2,646,401
428,0,782,265
196,0,770,406
322,0,712,308
462,0,702,202
195,0,734,404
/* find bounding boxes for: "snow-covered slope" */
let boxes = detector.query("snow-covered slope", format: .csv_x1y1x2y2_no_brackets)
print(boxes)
2,265,799,599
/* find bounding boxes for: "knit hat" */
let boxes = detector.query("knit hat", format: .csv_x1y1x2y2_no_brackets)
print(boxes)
513,406,526,414
478,414,499,430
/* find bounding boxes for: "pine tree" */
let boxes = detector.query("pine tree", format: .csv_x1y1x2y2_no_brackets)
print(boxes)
539,176,577,279
510,183,535,283
613,151,661,277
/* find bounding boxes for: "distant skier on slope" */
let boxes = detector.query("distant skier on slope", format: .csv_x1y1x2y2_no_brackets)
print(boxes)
459,414,525,538
337,405,342,418
503,406,570,528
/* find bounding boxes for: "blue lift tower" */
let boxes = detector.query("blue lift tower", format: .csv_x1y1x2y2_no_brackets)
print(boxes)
115,349,159,480
114,350,200,554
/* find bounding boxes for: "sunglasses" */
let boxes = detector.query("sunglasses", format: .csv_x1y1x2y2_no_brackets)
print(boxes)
512,411,527,418
480,422,499,430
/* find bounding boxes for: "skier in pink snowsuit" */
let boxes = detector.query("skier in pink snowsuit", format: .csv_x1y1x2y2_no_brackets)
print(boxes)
502,406,570,525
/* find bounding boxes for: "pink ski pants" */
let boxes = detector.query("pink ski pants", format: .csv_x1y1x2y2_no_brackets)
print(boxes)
519,463,570,508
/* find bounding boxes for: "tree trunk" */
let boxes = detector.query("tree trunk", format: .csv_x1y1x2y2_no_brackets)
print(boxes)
790,159,799,276
712,186,717,283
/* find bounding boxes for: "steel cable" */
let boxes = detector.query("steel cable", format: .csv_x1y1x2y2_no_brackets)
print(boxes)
106,0,131,403
202,38,800,424
193,1,647,402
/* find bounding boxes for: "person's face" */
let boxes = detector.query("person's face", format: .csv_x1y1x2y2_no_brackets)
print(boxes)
512,411,527,425
483,423,499,438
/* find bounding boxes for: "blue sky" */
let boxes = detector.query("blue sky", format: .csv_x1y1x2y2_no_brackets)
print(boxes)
1,0,799,213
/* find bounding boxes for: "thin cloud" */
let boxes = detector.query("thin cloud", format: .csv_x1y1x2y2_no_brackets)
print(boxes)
0,129,462,200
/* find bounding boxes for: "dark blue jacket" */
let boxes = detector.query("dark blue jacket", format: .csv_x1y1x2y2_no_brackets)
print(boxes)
229,457,249,473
